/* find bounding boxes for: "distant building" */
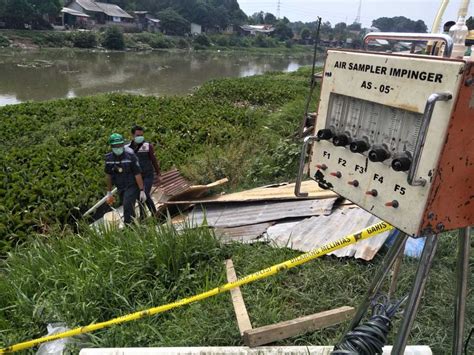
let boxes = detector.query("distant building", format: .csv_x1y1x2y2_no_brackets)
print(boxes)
239,24,274,36
133,11,160,32
63,0,134,29
191,23,202,35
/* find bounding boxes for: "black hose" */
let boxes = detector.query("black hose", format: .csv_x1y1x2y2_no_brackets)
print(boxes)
332,295,407,355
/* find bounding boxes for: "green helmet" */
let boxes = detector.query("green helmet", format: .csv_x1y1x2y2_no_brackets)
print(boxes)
108,133,124,145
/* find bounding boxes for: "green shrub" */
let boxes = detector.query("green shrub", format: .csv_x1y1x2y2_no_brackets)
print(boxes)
254,34,276,48
213,35,229,46
131,32,173,49
0,35,10,47
72,31,97,48
176,37,189,49
102,26,125,50
193,34,210,47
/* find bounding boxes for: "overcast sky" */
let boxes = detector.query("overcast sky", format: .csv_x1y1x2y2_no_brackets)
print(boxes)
238,0,473,30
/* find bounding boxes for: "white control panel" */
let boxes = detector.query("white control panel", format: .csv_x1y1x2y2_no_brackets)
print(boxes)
310,51,465,235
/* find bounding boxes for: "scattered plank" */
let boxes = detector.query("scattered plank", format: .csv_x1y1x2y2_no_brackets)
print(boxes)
243,306,355,347
225,259,252,336
164,181,337,204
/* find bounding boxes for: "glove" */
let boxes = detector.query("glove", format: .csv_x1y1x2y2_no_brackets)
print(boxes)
106,191,115,205
139,190,147,203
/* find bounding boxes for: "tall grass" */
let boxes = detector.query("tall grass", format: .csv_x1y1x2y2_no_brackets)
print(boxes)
0,224,471,353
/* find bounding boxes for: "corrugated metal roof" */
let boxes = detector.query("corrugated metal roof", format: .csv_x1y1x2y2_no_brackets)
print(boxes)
265,207,391,261
166,181,336,204
186,198,338,228
75,0,133,18
61,7,90,17
96,2,133,18
75,0,103,12
154,168,191,197
214,222,274,243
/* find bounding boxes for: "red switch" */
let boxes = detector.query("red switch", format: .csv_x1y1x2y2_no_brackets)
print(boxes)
316,164,328,170
330,171,342,178
385,200,399,208
348,180,359,187
365,189,378,197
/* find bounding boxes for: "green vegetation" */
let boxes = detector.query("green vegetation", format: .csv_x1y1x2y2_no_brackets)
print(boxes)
0,33,9,47
0,68,316,250
102,26,125,50
0,220,471,353
72,31,97,49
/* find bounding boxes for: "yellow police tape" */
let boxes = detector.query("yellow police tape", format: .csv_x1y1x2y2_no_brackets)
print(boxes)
0,221,393,354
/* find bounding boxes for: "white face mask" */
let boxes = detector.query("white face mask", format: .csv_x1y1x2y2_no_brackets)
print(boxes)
112,147,124,156
134,136,145,144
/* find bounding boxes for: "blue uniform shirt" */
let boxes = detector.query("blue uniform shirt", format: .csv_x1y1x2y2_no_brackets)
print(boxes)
104,149,142,191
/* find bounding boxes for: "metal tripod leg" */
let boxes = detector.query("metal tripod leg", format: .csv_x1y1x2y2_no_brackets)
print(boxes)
392,234,439,354
345,231,409,332
453,226,471,355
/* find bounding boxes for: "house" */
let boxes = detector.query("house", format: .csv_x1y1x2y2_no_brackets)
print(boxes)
133,11,160,33
61,7,90,28
64,0,134,28
239,24,275,36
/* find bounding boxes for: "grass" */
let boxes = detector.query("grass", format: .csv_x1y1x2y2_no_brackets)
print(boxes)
0,220,472,353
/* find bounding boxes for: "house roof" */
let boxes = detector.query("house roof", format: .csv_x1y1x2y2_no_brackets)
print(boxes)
73,0,133,19
61,7,90,17
240,24,275,33
74,0,103,13
96,2,133,19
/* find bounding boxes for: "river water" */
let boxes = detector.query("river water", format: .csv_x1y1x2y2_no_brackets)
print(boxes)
0,49,320,106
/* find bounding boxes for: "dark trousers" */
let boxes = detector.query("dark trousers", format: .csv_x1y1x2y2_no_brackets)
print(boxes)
139,175,157,218
119,186,139,224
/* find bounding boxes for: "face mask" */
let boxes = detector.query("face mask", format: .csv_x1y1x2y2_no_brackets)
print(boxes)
112,147,124,156
134,136,145,144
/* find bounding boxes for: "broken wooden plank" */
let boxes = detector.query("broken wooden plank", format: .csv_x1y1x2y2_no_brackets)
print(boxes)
243,306,355,347
225,259,252,335
164,181,337,204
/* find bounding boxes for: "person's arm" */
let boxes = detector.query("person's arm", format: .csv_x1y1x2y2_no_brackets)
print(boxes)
105,174,115,205
135,174,144,191
106,174,113,193
148,144,161,176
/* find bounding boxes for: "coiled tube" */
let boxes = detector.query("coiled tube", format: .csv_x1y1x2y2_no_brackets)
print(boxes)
332,295,407,355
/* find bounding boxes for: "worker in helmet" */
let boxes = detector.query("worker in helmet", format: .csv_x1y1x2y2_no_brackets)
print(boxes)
105,133,146,225
126,125,161,218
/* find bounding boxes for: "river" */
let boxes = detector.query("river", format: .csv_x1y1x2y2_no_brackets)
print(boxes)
0,49,320,106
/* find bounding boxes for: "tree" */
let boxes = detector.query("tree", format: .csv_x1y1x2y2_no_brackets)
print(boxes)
249,11,264,25
102,26,125,50
467,16,474,30
272,20,293,41
1,0,60,29
372,16,427,33
264,12,277,25
347,22,361,31
157,8,190,36
334,22,347,33
300,27,311,40
320,21,332,34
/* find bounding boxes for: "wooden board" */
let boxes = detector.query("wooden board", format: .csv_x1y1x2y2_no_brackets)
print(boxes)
225,259,252,335
165,181,337,204
243,306,354,347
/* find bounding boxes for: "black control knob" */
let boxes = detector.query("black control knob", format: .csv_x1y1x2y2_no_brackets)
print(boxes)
350,140,370,153
368,147,390,162
317,129,333,140
392,156,412,171
333,134,350,147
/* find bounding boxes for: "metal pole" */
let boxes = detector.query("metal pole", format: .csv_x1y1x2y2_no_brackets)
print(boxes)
345,231,409,332
298,17,322,138
392,235,439,354
453,226,471,355
388,238,406,299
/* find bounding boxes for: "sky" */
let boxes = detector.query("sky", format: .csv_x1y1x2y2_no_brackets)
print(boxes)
237,0,474,30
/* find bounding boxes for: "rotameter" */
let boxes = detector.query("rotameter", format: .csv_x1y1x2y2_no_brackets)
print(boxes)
298,34,474,237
